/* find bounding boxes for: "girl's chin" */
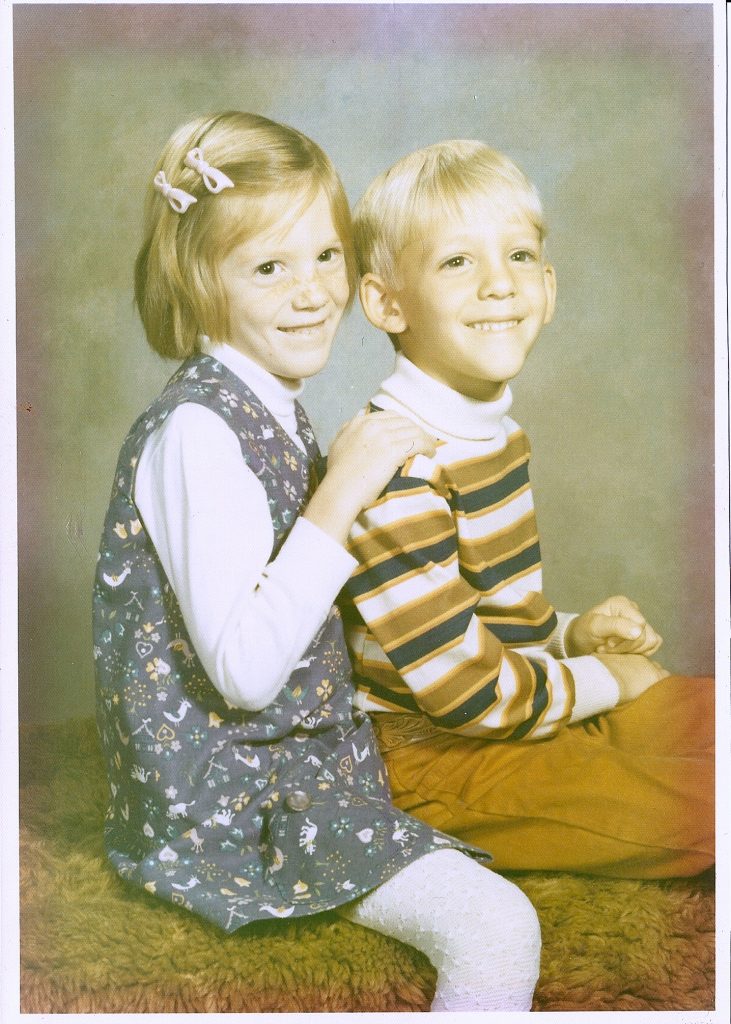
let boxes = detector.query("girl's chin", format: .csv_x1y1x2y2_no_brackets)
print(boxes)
276,349,332,382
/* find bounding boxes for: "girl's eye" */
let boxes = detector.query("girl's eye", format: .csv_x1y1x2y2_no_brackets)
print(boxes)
317,247,341,264
255,261,278,277
511,249,538,263
441,255,467,270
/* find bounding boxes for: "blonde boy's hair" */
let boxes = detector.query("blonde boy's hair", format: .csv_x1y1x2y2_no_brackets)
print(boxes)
354,140,546,289
135,111,357,359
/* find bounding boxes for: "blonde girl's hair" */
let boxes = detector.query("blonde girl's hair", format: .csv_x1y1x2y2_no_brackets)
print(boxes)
353,140,546,288
135,111,356,359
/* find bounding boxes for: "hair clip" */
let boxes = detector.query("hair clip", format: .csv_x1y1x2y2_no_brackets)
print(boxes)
184,147,235,194
153,171,198,214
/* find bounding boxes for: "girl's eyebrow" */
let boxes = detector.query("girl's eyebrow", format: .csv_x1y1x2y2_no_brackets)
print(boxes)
245,235,342,261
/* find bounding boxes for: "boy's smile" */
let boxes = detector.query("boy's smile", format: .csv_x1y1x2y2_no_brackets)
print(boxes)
366,199,556,402
218,189,350,383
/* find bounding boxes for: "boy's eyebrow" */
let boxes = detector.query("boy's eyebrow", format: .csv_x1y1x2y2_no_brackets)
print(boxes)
429,228,542,255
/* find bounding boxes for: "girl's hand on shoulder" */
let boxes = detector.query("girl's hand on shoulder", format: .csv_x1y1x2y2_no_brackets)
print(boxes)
303,411,436,546
328,410,436,498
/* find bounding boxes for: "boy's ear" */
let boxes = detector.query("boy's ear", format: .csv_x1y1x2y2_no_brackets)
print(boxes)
359,273,408,335
542,264,557,325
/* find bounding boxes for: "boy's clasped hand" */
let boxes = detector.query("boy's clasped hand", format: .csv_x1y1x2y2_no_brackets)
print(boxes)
565,595,669,701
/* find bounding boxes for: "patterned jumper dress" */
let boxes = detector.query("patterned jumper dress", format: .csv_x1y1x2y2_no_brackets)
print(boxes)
93,354,478,932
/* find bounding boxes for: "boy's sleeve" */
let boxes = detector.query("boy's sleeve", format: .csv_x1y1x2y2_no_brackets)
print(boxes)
345,473,619,740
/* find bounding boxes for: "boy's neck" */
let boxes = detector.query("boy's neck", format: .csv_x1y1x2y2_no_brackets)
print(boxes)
377,353,513,441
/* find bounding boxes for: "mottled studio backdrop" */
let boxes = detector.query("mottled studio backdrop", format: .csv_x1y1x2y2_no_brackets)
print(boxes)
15,3,714,722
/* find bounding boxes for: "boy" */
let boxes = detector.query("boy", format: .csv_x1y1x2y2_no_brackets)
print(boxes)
342,141,713,878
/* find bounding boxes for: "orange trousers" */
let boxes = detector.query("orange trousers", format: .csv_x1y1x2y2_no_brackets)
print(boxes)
374,676,714,878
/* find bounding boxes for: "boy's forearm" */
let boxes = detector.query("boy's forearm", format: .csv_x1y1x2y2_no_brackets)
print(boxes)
347,482,589,740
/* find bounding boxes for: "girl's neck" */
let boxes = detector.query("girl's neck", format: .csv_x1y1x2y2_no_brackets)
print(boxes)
200,337,304,413
199,338,305,450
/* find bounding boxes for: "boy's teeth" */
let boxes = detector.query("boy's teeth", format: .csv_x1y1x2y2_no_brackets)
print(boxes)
469,319,519,332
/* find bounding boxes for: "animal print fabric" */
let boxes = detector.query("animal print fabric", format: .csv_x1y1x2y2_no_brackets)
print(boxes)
93,355,474,931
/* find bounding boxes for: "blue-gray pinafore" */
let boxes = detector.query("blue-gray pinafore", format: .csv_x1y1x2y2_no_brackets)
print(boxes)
93,354,479,932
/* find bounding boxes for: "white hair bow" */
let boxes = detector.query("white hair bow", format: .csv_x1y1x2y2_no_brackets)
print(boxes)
153,171,198,214
184,148,235,194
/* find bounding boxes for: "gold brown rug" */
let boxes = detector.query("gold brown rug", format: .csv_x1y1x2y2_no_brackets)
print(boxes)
20,719,714,1012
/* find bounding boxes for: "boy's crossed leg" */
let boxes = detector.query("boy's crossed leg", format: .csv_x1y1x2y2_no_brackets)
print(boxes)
376,676,714,879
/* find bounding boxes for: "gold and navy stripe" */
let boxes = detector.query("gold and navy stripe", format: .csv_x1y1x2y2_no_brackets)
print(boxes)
344,425,574,741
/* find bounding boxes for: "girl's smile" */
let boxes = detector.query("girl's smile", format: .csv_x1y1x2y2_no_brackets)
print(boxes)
218,188,350,383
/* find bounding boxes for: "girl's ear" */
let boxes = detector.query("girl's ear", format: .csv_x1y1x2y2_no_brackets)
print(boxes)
359,273,408,335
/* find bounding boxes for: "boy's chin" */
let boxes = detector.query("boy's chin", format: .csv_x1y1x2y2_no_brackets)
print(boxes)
458,379,510,402
454,362,526,400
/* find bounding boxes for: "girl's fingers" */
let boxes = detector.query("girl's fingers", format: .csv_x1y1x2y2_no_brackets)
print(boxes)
601,639,638,655
379,424,436,456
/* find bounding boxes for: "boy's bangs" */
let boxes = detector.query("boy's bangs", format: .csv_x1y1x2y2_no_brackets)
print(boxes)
409,179,546,246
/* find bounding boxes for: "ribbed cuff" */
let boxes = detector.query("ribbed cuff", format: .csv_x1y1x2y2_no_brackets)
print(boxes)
544,611,579,658
567,656,621,722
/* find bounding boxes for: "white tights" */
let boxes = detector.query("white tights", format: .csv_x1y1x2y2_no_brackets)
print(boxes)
338,849,541,1012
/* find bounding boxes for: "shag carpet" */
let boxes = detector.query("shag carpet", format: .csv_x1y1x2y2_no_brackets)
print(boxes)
20,719,715,1012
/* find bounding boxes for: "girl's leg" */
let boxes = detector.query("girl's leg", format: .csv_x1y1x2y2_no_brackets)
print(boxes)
338,849,541,1012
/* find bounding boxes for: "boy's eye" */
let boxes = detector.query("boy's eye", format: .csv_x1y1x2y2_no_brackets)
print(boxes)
511,249,538,263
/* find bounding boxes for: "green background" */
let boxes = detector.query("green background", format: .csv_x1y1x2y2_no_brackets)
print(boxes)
15,4,715,723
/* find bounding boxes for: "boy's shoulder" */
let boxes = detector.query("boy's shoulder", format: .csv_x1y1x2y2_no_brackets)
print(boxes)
386,415,531,501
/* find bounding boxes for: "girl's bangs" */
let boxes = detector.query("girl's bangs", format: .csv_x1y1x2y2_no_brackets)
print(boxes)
211,178,322,257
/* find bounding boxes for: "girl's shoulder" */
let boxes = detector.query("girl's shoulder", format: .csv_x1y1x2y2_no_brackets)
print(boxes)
140,401,240,463
115,355,258,476
162,355,274,424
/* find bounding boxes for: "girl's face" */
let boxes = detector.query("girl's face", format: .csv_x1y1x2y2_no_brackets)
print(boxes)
217,188,350,382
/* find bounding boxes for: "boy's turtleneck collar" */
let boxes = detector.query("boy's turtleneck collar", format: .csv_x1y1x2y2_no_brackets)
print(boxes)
375,353,513,441
200,338,304,419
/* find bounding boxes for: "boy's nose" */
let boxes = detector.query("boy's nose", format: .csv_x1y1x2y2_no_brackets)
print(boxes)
477,262,516,300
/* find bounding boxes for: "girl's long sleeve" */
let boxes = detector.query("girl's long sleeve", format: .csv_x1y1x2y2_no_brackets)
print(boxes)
135,401,356,711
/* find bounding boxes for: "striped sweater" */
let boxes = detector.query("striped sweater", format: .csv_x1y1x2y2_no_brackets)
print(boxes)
343,355,619,741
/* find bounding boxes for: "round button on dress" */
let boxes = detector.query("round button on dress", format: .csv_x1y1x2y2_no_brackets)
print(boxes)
285,790,312,812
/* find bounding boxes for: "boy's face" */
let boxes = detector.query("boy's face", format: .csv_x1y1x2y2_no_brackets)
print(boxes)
374,198,556,401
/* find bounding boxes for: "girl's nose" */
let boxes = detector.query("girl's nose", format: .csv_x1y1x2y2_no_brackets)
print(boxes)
292,272,327,310
477,260,515,300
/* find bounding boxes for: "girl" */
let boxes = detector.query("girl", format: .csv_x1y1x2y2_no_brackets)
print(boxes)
93,111,541,1012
